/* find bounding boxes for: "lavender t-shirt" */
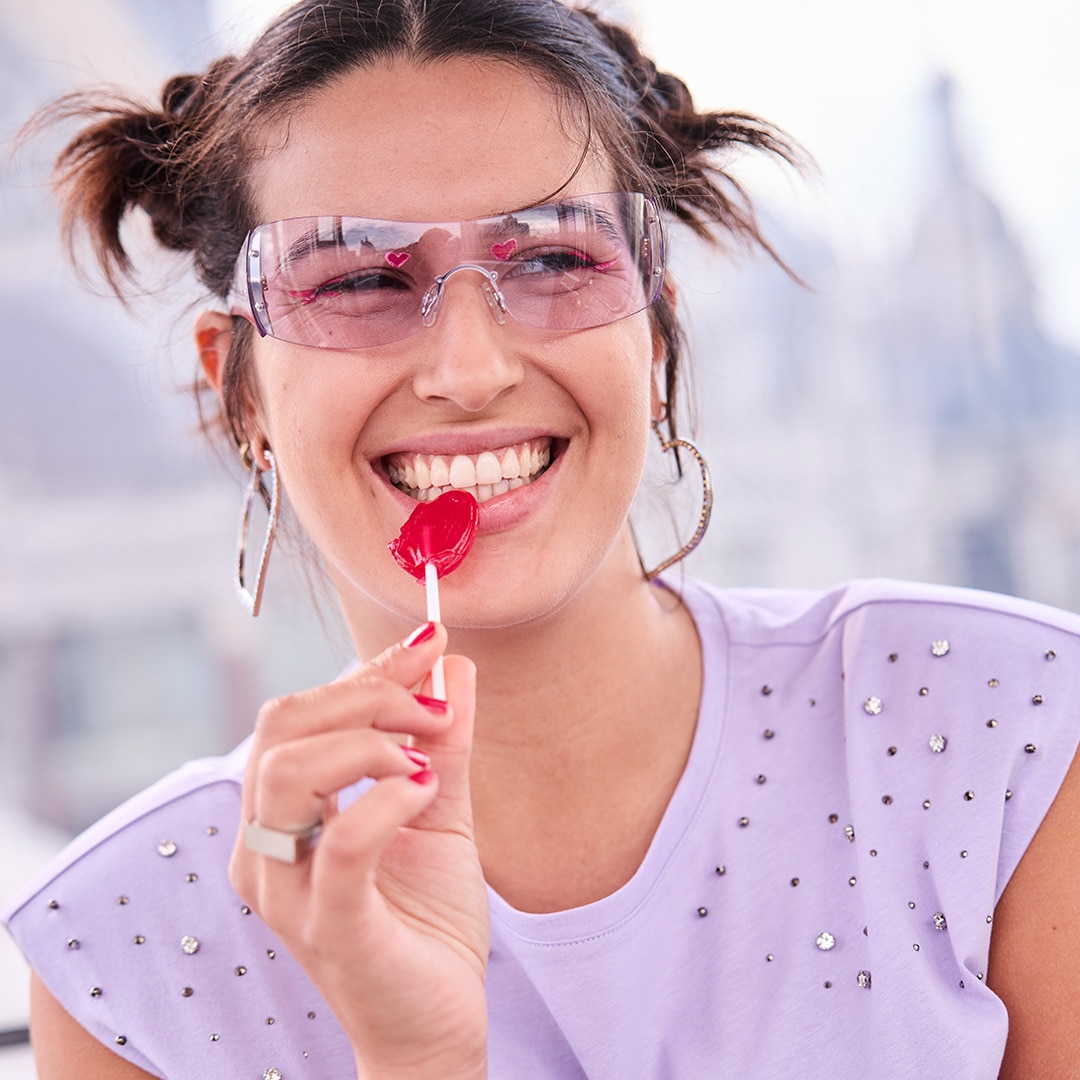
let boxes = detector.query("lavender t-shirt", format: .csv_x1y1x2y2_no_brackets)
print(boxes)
5,578,1080,1079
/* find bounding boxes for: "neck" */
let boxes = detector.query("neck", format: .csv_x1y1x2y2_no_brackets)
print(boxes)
336,527,703,911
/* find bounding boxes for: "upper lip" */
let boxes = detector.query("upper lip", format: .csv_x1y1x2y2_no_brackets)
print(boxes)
373,426,557,458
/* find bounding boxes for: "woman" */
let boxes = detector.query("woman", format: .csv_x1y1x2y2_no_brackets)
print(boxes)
5,1,1080,1077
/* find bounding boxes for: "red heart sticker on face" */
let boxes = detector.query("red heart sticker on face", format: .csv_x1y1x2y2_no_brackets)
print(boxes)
385,251,410,268
388,490,479,582
489,238,517,261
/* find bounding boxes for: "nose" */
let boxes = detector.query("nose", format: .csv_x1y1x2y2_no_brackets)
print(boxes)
411,267,524,412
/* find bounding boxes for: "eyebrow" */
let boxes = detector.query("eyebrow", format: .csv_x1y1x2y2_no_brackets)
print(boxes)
270,200,628,266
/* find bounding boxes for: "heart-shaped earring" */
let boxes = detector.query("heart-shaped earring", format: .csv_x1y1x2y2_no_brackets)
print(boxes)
642,419,714,580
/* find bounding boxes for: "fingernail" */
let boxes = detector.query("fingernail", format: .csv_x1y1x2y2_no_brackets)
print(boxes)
401,746,431,769
414,693,449,713
404,622,436,648
409,769,436,786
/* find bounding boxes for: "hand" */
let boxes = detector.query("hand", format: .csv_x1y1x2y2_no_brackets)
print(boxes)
230,623,489,1080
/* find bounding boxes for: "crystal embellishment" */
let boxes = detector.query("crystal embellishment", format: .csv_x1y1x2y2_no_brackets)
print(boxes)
264,1070,283,1080
857,970,872,989
863,697,883,715
157,840,178,858
180,936,200,955
929,734,947,753
844,824,855,842
932,912,948,930
816,931,836,951
931,640,950,657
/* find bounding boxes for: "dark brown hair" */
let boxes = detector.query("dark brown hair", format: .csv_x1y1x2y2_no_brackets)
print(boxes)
40,0,801,449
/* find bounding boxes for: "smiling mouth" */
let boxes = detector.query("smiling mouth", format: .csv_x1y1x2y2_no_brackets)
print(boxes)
384,438,554,503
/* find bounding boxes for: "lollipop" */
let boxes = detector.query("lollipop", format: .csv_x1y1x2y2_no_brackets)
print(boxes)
389,489,479,698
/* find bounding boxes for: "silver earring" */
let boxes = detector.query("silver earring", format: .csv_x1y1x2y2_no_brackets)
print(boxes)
643,417,713,580
235,444,279,616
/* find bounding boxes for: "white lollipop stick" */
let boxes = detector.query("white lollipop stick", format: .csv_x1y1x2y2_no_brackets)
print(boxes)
424,560,446,700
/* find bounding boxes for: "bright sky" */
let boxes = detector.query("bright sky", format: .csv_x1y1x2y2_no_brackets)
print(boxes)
209,0,1080,351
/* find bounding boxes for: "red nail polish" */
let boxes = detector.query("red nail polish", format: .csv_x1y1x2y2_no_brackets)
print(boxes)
401,747,431,769
414,693,449,713
404,622,436,648
409,769,435,785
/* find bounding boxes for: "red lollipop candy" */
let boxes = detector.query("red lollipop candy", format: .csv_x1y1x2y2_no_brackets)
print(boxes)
388,489,479,581
388,490,478,700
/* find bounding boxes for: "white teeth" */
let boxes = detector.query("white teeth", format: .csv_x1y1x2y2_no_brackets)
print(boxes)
386,438,553,504
476,451,502,486
449,454,477,489
429,456,450,488
500,446,521,479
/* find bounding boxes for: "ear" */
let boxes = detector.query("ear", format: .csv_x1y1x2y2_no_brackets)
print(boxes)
194,310,234,394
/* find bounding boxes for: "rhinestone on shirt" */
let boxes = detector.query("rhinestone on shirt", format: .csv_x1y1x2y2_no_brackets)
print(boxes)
844,825,855,842
117,896,129,905
931,640,950,657
1045,649,1057,660
857,970,872,989
180,936,200,955
738,817,750,827
115,1035,127,1045
697,907,708,917
181,987,193,997
986,719,998,728
929,734,947,753
134,935,146,945
157,840,178,857
1025,744,1037,754
264,1070,283,1080
235,966,247,976
933,912,948,930
988,678,999,688
1032,694,1044,705
186,873,199,883
67,938,80,950
816,931,836,951
964,791,975,801
90,987,102,997
863,697,883,715
918,687,929,697
882,795,893,805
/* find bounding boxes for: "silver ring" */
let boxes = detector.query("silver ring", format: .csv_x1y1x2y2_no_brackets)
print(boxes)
244,819,321,864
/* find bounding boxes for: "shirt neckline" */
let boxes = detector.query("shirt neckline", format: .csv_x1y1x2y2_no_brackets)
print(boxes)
486,577,730,944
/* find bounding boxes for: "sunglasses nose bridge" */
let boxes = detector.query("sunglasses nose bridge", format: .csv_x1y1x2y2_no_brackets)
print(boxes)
420,263,508,329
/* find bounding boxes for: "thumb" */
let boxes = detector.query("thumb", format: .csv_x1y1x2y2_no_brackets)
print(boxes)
413,654,476,830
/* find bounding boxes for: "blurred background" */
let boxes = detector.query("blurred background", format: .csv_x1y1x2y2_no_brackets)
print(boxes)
2,0,1079,1072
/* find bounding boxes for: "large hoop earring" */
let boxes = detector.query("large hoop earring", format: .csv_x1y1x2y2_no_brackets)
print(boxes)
642,417,714,580
235,444,280,616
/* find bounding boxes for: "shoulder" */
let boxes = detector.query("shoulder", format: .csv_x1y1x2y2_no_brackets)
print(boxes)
681,574,1080,649
1,740,253,1076
4,737,251,924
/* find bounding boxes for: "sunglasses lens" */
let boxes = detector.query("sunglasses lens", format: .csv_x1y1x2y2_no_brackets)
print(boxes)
240,193,662,348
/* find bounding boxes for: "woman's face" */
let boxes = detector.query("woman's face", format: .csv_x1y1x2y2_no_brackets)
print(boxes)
245,57,659,629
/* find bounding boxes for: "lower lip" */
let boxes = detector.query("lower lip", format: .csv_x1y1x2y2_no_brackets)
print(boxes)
382,450,562,535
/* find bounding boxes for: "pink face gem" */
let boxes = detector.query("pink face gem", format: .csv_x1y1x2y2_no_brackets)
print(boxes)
489,238,517,261
385,251,410,268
